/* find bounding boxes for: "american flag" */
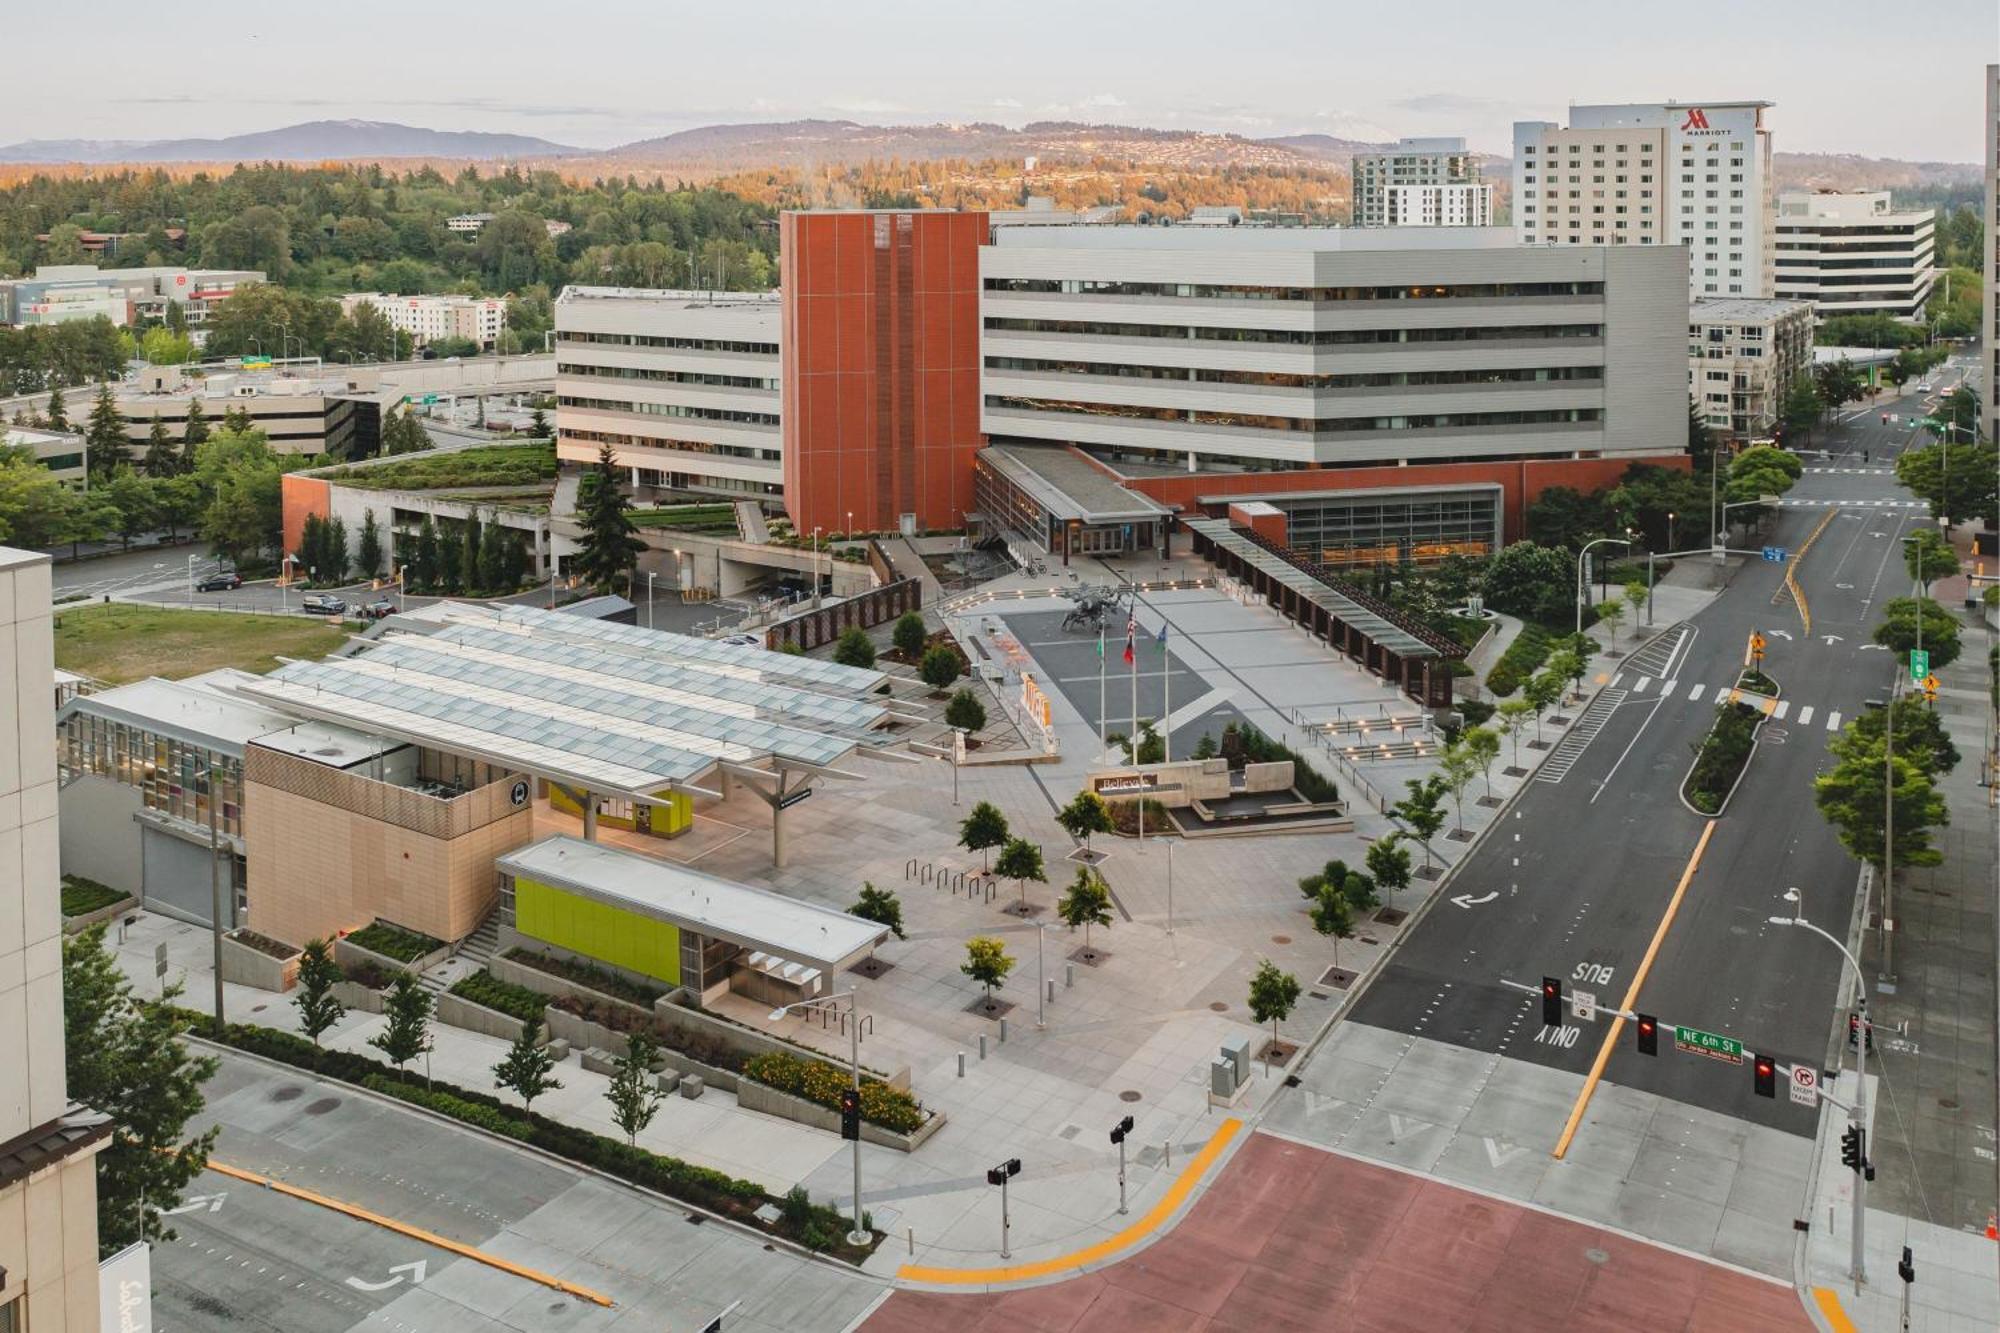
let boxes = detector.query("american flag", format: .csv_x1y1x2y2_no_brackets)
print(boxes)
1123,616,1136,665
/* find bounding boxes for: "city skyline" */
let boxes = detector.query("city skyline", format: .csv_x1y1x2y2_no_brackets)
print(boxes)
4,0,1992,160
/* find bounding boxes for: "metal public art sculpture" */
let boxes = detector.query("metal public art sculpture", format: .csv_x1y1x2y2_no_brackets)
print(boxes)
1058,583,1129,634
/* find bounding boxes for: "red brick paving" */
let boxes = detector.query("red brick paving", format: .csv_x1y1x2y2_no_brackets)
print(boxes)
863,1131,1811,1333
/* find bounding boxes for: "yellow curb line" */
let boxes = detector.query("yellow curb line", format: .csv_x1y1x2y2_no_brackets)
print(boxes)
897,1116,1245,1285
204,1158,615,1308
1811,1285,1857,1332
1553,821,1716,1159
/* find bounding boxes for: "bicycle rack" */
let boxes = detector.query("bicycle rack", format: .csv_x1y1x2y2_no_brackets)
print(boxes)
905,857,918,880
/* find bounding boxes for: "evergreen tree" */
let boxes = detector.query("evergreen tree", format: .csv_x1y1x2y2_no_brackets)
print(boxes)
43,383,67,430
574,442,643,593
832,626,877,669
369,974,433,1071
529,406,549,439
141,418,179,477
459,511,483,593
355,510,383,579
891,612,927,658
179,397,208,472
63,925,219,1252
410,516,439,591
492,1018,561,1111
323,514,349,583
436,521,464,593
605,1032,664,1145
478,516,510,591
944,688,986,733
221,404,252,434
84,383,126,478
293,938,346,1048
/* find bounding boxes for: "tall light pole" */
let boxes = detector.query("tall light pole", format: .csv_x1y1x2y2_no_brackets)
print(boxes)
646,570,655,630
769,990,870,1247
187,553,196,608
811,526,822,608
1769,888,1870,1290
1575,537,1630,636
208,762,227,1031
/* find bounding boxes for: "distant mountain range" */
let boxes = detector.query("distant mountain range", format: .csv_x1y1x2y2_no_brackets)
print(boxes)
0,117,1979,194
0,119,581,164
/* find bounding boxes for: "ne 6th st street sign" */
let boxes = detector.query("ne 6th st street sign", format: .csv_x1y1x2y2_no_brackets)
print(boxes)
1909,649,1929,683
1674,1025,1743,1064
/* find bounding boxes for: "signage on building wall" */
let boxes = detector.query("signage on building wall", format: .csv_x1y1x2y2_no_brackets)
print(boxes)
509,780,530,807
1680,108,1710,132
99,1242,153,1333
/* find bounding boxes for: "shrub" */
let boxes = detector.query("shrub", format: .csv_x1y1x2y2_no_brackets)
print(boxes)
1684,702,1760,814
344,959,396,991
1230,723,1339,804
944,688,986,733
502,948,665,1007
448,970,548,1024
832,626,876,669
1108,797,1173,835
60,875,128,918
345,922,443,963
1485,624,1556,698
1457,699,1496,726
742,1051,926,1134
362,1075,533,1140
918,644,963,691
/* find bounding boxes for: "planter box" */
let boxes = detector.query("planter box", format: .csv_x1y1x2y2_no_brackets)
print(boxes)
335,934,449,980
490,953,657,1027
656,996,911,1092
435,990,543,1043
62,896,138,936
736,1080,944,1153
219,932,301,993
332,980,385,1014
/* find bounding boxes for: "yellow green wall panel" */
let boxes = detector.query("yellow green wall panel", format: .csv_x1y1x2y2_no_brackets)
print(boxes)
547,785,692,838
514,876,681,986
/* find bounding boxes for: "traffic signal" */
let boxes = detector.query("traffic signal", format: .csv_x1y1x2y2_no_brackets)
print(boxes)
1897,1246,1914,1285
1841,1125,1866,1173
1109,1116,1134,1146
838,1087,861,1142
1753,1054,1776,1099
1541,977,1563,1026
1848,1012,1875,1051
986,1158,1021,1187
1635,1013,1658,1057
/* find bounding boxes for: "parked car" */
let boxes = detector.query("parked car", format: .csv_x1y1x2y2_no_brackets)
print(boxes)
720,633,762,647
300,594,347,616
195,571,242,592
361,600,397,620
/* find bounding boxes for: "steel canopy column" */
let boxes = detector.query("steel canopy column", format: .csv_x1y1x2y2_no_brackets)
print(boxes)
581,790,597,841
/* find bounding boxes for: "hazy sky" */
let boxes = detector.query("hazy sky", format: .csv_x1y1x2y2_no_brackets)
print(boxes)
6,0,1992,160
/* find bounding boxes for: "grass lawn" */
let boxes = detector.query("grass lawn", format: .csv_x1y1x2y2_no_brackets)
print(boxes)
53,604,347,685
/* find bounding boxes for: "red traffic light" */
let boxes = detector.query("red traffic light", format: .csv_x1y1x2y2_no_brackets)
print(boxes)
1541,977,1563,1026
1635,1013,1658,1057
1753,1054,1776,1099
838,1088,860,1113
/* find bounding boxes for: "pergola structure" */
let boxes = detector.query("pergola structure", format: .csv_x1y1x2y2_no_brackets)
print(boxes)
232,601,914,866
1185,518,1464,708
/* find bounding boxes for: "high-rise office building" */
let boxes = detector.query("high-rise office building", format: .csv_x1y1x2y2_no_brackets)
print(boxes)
1513,101,1775,299
1774,192,1936,322
1351,138,1493,228
1984,65,1999,442
0,545,110,1331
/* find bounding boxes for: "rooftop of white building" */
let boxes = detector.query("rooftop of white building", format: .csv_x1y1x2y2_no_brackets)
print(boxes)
1689,298,1814,325
557,285,780,309
987,224,1523,252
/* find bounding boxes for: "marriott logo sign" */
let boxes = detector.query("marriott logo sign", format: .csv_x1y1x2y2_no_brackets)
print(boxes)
1680,108,1710,131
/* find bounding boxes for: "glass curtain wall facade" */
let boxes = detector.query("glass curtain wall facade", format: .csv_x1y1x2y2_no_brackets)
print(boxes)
58,712,244,837
1280,489,1502,568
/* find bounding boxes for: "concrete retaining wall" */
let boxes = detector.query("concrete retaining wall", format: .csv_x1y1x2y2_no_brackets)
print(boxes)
335,934,449,978
490,951,657,1024
735,1080,942,1152
62,895,138,936
219,932,301,992
435,990,543,1042
332,980,385,1014
656,998,910,1091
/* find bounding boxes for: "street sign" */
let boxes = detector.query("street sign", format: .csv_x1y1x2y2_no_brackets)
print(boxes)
1761,547,1787,563
1570,989,1598,1022
776,786,814,811
1923,674,1939,697
1673,1025,1744,1064
1908,649,1929,683
1788,1064,1820,1108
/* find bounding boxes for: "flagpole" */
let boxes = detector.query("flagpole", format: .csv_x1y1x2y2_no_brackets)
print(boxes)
1097,625,1106,750
1160,624,1171,763
1129,613,1142,850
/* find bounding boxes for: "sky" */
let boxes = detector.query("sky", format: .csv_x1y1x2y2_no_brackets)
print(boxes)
5,0,1992,160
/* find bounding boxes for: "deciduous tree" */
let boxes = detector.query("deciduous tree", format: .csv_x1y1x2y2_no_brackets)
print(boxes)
493,1017,561,1112
293,938,346,1048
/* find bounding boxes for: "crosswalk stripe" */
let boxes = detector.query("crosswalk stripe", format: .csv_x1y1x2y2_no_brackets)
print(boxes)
1612,673,1625,688
1773,701,1790,720
1826,710,1842,731
1687,683,1706,702
1659,679,1678,698
1797,705,1814,725
1634,676,1652,692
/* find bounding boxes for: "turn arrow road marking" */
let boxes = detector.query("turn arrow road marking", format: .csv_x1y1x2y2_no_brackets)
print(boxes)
1450,892,1499,909
346,1260,428,1293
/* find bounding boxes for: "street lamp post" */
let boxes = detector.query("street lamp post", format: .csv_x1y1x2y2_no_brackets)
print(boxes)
208,762,227,1031
187,553,196,608
811,527,822,608
1575,537,1631,636
1769,888,1870,1290
646,570,655,630
769,990,870,1247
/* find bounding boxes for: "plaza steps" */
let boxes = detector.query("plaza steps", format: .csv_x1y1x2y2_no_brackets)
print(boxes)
733,501,770,544
417,914,501,995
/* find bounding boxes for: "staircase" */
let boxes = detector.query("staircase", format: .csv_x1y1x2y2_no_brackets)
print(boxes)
733,500,770,543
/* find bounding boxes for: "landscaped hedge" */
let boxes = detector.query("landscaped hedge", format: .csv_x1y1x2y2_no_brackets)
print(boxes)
1485,624,1556,698
742,1051,925,1134
187,1016,874,1257
345,922,443,963
504,948,665,1007
448,969,548,1023
1684,702,1760,814
1230,723,1339,804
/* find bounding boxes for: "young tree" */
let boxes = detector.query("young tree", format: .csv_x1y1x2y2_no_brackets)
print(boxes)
1622,578,1649,632
1439,738,1482,835
944,688,986,734
141,417,179,477
370,973,434,1072
849,881,907,940
1310,882,1355,969
1524,670,1563,742
180,395,209,450
1594,600,1625,647
84,383,126,478
1392,774,1447,872
1544,647,1583,703
1055,790,1115,854
409,515,439,591
891,611,927,658
355,509,384,579
63,925,219,1251
1246,960,1301,1066
832,626,877,669
958,801,1008,871
992,836,1047,912
1464,725,1501,800
1056,866,1113,953
918,644,961,692
1496,698,1535,770
1814,748,1949,873
606,1031,665,1146
1364,832,1412,898
1903,528,1958,590
529,406,550,439
574,440,644,594
962,936,1015,1007
492,1017,561,1111
1872,597,1961,671
293,937,346,1049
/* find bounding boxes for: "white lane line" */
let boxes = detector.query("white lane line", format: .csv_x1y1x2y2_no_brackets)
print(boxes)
1687,683,1706,702
1659,679,1679,698
1797,705,1814,726
1772,701,1790,720
1633,676,1652,693
1826,710,1843,731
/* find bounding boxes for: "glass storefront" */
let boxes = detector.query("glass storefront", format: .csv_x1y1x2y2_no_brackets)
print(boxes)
58,713,243,837
1281,490,1501,569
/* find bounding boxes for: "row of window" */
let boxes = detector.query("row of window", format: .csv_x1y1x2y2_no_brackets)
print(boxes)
557,395,779,426
987,394,1601,435
561,427,780,463
984,317,1605,346
58,714,244,838
559,330,779,356
983,278,1603,303
984,356,1603,391
558,361,778,390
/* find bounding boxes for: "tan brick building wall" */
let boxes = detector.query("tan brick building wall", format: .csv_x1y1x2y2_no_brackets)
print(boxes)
243,746,534,947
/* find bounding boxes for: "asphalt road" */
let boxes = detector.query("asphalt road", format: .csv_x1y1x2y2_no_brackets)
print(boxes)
1348,368,1963,1135
151,1047,885,1333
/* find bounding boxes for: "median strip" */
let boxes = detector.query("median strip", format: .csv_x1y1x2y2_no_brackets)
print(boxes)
897,1116,1244,1286
202,1158,615,1308
1552,820,1716,1159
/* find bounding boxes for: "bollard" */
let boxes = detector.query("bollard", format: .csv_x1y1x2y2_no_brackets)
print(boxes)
1046,977,1055,1005
1164,1140,1172,1169
908,1228,915,1256
979,1033,987,1060
1065,963,1075,989
958,1051,966,1078
998,1017,1008,1044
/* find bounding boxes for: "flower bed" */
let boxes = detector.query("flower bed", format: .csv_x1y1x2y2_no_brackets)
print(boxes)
1485,624,1556,698
502,948,665,1008
345,922,443,963
1683,701,1762,815
447,970,547,1024
742,1051,925,1134
231,929,299,961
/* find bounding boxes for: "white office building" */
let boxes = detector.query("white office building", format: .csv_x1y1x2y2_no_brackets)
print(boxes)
978,225,1687,473
554,287,782,502
343,293,507,349
1984,65,1999,441
1774,192,1936,322
1687,297,1814,442
1514,101,1776,299
1352,138,1492,228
